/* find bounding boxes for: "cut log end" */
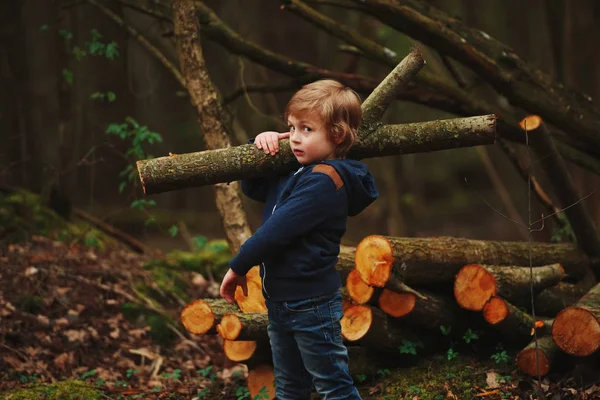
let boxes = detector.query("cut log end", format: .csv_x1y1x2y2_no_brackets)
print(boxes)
247,365,275,400
180,299,214,335
223,340,257,362
454,264,497,311
552,307,600,356
136,161,147,196
235,280,267,313
516,347,550,376
355,235,394,287
519,115,543,132
216,314,242,340
347,269,374,304
341,304,372,342
482,296,508,325
378,288,416,318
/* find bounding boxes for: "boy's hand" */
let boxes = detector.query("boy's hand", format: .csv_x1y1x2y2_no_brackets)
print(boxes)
220,268,248,304
255,131,290,155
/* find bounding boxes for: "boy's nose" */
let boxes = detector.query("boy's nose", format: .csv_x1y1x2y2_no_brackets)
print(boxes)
290,131,301,143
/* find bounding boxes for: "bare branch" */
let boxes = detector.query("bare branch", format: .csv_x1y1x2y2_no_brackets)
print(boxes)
357,0,600,154
87,0,184,86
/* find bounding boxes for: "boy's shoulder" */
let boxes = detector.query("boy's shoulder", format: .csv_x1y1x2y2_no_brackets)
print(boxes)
311,164,344,191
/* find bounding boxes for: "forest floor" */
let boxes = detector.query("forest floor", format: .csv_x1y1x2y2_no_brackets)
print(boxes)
1,237,599,400
0,185,599,400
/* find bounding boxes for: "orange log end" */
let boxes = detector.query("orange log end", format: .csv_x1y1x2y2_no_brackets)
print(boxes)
454,264,497,311
516,347,550,377
482,296,509,325
355,235,394,287
246,265,262,284
180,299,215,335
236,280,267,313
223,340,257,362
347,269,374,304
378,289,416,318
248,365,275,400
216,314,242,340
519,115,542,131
552,307,600,356
341,304,372,342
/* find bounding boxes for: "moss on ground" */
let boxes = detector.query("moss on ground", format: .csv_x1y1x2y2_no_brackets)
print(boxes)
356,354,495,399
0,189,115,250
0,380,102,400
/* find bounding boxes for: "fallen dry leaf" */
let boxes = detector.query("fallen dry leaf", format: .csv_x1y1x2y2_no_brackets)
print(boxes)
485,371,500,389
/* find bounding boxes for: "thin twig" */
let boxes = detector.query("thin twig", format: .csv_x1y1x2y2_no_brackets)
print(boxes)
87,0,185,86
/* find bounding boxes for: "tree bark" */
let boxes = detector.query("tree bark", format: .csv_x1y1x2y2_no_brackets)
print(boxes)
534,270,597,316
355,235,590,287
137,114,497,194
22,0,61,195
171,0,252,253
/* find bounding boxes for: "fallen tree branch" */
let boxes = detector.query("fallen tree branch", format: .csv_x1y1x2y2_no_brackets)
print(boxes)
356,0,600,154
137,114,496,194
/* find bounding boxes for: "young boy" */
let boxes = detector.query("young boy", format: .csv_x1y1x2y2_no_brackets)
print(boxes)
220,79,378,399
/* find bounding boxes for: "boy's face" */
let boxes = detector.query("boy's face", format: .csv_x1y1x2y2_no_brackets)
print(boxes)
288,113,337,165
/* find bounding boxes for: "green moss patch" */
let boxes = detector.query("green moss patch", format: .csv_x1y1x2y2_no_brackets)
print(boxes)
357,354,493,399
0,380,102,400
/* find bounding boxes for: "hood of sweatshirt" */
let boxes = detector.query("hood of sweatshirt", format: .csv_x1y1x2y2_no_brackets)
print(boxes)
322,159,379,216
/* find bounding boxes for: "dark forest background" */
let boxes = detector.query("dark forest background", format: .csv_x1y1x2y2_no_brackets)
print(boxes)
1,0,600,250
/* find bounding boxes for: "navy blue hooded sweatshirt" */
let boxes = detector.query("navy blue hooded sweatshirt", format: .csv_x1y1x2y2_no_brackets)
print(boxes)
229,159,378,301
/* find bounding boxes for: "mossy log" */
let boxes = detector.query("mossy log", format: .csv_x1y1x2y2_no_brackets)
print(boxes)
180,298,268,341
516,336,563,377
454,263,565,311
137,115,496,195
355,235,589,287
552,282,600,356
534,270,597,316
482,296,553,343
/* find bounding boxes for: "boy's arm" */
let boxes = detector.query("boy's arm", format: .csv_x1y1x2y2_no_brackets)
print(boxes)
230,171,344,276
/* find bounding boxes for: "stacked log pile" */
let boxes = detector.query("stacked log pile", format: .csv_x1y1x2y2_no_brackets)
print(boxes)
180,233,598,397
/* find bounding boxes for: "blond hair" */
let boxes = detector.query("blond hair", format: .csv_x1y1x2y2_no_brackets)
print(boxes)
285,80,362,158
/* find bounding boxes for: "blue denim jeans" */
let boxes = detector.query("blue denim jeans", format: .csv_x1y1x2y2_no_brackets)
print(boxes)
265,291,362,400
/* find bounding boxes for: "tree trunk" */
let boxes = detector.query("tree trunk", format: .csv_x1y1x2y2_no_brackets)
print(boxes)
354,235,590,287
341,303,434,353
552,282,600,356
482,296,552,343
180,298,268,341
454,263,565,311
171,0,252,253
137,114,497,195
516,335,563,377
21,0,61,195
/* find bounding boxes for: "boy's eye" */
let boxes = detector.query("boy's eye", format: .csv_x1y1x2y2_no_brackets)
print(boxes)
289,126,295,131
303,127,311,132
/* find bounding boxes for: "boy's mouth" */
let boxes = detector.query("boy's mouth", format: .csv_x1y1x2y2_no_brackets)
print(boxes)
293,149,304,156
